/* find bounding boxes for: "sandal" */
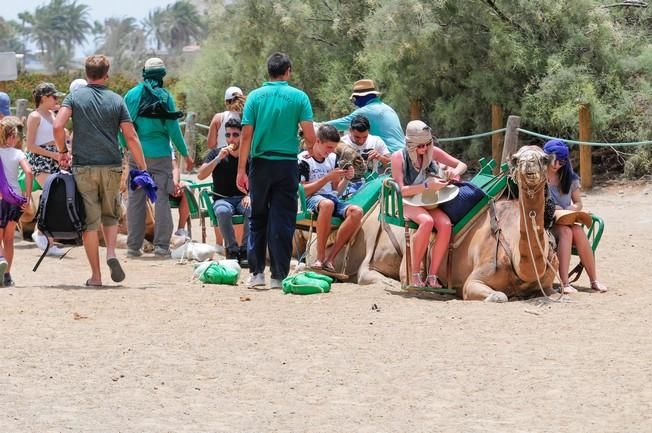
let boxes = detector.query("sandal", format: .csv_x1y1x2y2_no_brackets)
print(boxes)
323,261,336,273
562,284,578,294
591,280,608,292
84,279,102,287
410,272,426,288
426,274,443,289
310,260,323,270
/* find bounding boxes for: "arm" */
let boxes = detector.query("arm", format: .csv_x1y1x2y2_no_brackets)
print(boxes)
206,112,222,150
431,146,467,180
27,112,59,161
335,166,354,195
569,187,583,211
19,158,33,207
53,107,73,166
197,148,228,180
236,124,253,193
327,110,359,132
120,122,147,171
302,168,346,197
390,151,447,197
300,120,316,149
368,138,391,166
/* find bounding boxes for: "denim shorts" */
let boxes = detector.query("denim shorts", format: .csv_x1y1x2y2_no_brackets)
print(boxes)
306,193,350,219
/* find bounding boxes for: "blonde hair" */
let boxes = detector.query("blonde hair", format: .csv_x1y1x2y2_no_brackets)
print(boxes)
0,116,23,149
225,94,246,113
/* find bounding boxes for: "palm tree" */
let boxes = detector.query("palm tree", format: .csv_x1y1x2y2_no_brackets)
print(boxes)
142,8,168,52
97,17,146,73
164,1,205,51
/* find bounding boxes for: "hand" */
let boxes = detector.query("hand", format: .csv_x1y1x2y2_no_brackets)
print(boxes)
328,168,346,182
236,170,249,194
345,166,355,180
184,155,194,171
218,148,229,161
368,150,380,161
59,152,72,168
20,195,31,211
444,167,460,181
241,195,251,209
173,180,182,196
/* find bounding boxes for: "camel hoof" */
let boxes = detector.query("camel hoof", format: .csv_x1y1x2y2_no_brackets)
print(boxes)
484,292,508,303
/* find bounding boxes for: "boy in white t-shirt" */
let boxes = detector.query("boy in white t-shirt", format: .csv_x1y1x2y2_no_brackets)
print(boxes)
298,125,362,272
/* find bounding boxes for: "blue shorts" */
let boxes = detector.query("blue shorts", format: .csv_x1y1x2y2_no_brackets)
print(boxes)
306,193,350,219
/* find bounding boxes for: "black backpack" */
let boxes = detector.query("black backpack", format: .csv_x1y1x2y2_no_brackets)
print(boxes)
33,171,86,271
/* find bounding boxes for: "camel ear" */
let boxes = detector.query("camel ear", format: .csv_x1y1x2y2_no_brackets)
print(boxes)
542,153,552,166
510,154,519,168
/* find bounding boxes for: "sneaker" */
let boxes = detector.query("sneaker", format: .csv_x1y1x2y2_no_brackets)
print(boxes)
269,278,283,289
3,273,15,287
0,260,7,287
32,231,48,250
47,245,66,257
127,248,143,257
154,246,171,258
225,248,239,261
174,228,189,238
238,249,249,269
247,273,265,288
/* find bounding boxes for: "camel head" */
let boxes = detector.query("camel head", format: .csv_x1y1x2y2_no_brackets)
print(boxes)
510,145,551,188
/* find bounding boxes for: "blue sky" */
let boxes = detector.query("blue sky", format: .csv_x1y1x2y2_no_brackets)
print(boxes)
2,0,174,23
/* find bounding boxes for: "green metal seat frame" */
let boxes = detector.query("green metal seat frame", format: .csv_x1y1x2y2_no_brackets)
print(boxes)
568,214,605,283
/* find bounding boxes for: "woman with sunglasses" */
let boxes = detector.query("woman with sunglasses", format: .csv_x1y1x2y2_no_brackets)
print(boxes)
543,140,607,293
25,82,67,256
390,120,467,288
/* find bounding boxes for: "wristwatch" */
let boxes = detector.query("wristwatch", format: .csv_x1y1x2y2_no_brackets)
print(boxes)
58,148,69,154
423,181,429,189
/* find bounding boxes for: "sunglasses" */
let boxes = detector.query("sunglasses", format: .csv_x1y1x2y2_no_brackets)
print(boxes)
225,132,240,138
416,141,432,149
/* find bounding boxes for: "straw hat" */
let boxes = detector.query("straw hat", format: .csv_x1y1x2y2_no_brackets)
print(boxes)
350,79,381,99
403,184,459,209
554,210,592,227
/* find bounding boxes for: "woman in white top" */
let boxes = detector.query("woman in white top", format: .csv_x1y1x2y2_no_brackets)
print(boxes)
25,82,66,256
206,86,245,150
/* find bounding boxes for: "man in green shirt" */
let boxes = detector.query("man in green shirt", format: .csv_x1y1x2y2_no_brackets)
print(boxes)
237,52,316,289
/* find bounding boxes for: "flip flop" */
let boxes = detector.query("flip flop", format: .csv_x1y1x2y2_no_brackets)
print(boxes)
85,279,102,287
310,260,323,270
107,257,125,283
323,261,336,273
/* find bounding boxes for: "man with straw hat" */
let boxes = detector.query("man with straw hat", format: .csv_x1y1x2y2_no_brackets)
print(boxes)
327,79,404,153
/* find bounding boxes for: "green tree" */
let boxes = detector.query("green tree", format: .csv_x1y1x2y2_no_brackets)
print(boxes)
0,18,24,53
95,17,147,75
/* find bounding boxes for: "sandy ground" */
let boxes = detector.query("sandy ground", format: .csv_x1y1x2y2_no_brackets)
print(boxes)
1,182,651,433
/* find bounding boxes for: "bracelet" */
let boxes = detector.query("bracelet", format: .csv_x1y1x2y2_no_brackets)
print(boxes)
423,181,429,189
58,148,69,154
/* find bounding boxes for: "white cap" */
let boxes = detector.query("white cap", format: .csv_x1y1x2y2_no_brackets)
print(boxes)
224,86,243,101
144,57,165,70
69,78,88,93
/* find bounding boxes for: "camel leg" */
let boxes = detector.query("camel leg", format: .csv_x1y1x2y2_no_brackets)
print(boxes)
463,275,508,303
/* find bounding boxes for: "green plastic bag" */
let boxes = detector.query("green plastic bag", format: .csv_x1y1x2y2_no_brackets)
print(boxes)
282,272,333,295
197,262,239,285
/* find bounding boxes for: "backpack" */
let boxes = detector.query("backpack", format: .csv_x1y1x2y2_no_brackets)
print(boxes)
33,171,86,271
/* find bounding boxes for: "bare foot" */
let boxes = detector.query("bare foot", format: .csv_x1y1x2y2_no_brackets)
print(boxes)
591,280,608,292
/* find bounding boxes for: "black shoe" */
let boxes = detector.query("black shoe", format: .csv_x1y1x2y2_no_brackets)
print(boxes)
226,248,239,261
238,247,249,268
3,273,14,287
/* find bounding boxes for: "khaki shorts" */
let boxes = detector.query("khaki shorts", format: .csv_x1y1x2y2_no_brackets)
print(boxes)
73,165,123,231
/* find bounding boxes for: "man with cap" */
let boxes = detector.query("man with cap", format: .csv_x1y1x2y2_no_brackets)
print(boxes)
327,79,404,153
54,54,147,287
237,52,316,289
0,92,10,120
121,57,193,258
206,86,245,150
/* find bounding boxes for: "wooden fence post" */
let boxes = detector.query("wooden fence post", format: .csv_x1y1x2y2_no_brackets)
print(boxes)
501,115,521,164
491,104,504,173
182,111,196,174
16,99,28,123
578,104,593,190
409,100,422,120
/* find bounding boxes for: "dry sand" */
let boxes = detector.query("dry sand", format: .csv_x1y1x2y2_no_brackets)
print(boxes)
1,182,651,432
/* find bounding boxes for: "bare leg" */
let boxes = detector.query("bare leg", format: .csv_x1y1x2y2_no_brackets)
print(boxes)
427,208,452,282
315,200,335,264
102,224,119,259
177,195,190,231
552,225,573,285
403,205,434,275
572,225,606,291
2,222,16,272
82,230,102,285
325,206,363,263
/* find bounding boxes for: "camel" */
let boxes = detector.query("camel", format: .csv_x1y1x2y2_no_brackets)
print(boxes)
308,145,559,302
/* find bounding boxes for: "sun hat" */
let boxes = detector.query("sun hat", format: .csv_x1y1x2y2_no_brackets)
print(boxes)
69,78,87,93
144,57,165,71
403,184,460,210
0,92,10,116
554,209,592,227
350,79,381,99
405,120,433,145
34,83,65,99
224,86,243,101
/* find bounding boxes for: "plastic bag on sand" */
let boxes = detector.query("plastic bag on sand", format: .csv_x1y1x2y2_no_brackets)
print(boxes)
193,260,239,285
282,272,333,295
171,240,215,261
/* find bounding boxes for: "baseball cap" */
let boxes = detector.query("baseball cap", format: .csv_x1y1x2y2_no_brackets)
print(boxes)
224,86,243,101
34,82,65,99
69,78,88,93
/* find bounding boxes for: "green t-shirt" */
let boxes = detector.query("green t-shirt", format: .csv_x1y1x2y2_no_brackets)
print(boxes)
241,81,313,160
62,84,130,167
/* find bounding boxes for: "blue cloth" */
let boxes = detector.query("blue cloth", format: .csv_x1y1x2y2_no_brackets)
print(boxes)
0,161,26,206
306,193,350,220
247,158,298,280
327,98,404,153
543,139,570,161
129,169,158,202
212,196,250,253
0,92,10,116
